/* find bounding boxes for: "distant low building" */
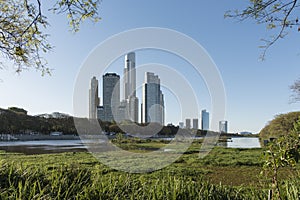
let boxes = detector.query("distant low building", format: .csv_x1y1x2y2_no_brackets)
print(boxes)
50,132,63,136
36,112,70,119
51,112,70,119
8,107,27,115
239,131,252,135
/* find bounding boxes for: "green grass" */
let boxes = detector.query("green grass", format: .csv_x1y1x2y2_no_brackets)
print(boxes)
0,140,299,199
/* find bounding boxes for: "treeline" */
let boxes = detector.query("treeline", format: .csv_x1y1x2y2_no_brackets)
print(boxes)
0,108,219,136
0,108,77,135
260,111,300,139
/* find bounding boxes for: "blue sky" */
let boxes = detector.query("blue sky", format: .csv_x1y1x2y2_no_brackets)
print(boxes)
1,0,299,133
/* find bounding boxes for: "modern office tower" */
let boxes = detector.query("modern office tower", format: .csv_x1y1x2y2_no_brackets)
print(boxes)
141,103,143,124
89,76,100,119
103,73,120,122
185,119,191,129
179,122,184,129
201,109,210,130
128,96,139,122
142,72,165,125
160,92,165,125
124,52,136,98
219,120,228,133
97,106,104,120
115,100,127,123
193,119,199,130
123,52,139,122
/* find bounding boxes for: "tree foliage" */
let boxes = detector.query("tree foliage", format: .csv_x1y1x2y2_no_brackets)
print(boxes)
260,111,300,139
290,78,300,103
0,108,77,134
226,0,300,59
0,0,101,74
262,119,300,199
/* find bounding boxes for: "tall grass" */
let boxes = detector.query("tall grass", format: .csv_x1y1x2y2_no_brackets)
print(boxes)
0,161,275,199
0,146,298,199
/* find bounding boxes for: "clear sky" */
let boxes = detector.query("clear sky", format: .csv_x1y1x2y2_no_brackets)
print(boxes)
1,0,299,133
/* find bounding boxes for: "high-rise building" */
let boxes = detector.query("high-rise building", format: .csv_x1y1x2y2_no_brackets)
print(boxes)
124,52,136,98
179,122,184,129
89,77,100,119
142,72,165,125
103,73,120,122
193,118,199,130
128,96,139,122
185,119,191,129
97,106,104,120
219,120,228,133
123,52,139,122
201,109,209,130
115,100,127,123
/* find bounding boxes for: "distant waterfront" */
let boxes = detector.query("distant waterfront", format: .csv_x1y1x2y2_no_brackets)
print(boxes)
0,140,87,154
0,137,260,155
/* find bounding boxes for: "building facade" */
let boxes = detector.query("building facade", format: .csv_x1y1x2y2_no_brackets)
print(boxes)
103,73,120,122
97,106,104,120
179,122,184,129
89,77,100,119
142,72,165,125
123,52,139,123
185,119,191,129
201,109,209,131
193,118,199,130
219,120,228,133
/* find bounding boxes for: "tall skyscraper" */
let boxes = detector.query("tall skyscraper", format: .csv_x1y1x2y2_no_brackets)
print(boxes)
201,109,209,130
193,118,199,130
89,76,99,119
103,73,120,122
142,72,165,125
123,52,139,122
124,52,136,98
185,119,191,129
219,120,228,133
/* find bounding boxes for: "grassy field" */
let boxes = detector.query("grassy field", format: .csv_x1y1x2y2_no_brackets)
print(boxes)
0,139,299,199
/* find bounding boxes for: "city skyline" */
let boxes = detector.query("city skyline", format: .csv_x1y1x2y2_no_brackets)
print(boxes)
1,1,299,134
89,52,217,128
89,53,167,125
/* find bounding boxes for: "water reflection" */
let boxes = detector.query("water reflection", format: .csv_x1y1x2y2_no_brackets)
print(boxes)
0,140,87,155
0,137,261,155
218,137,261,149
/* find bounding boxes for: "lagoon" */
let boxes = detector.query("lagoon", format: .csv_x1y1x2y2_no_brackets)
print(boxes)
0,137,261,155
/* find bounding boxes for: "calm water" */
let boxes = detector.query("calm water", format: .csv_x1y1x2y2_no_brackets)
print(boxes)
0,137,261,155
219,137,261,148
0,140,87,154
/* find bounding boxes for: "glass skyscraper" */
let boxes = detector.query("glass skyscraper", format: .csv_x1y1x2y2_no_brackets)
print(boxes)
103,73,120,122
123,52,139,122
142,72,165,125
201,109,209,131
